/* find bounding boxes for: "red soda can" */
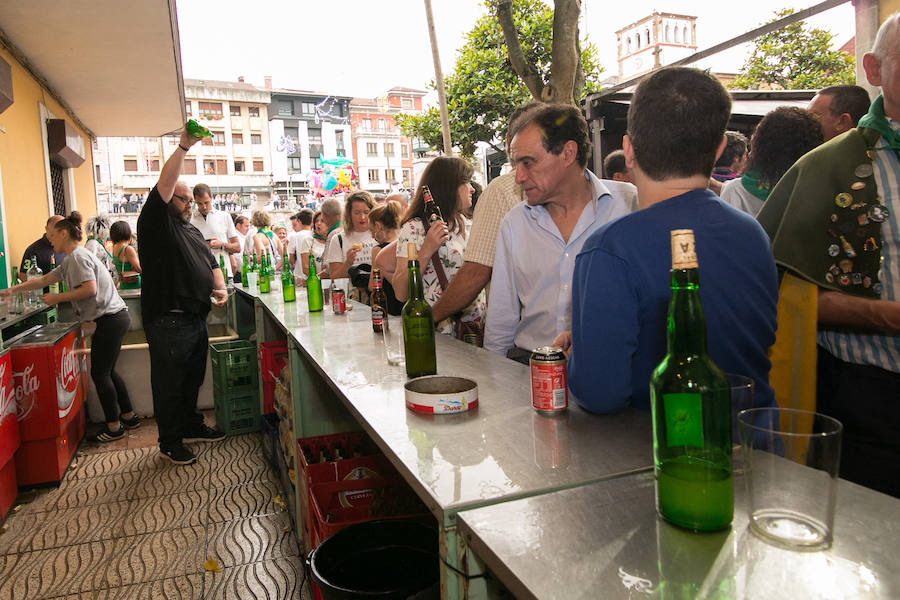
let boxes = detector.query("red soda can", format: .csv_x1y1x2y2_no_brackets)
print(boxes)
331,288,346,314
530,346,567,414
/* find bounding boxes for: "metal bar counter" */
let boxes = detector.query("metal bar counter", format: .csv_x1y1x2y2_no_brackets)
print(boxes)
242,284,653,518
456,470,900,599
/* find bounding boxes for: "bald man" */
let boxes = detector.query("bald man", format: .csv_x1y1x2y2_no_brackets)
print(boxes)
19,215,65,281
137,124,228,466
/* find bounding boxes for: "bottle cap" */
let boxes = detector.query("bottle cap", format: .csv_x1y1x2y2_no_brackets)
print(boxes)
408,243,418,260
670,229,698,269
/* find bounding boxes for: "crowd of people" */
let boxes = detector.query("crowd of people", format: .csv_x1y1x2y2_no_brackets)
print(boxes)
12,14,900,497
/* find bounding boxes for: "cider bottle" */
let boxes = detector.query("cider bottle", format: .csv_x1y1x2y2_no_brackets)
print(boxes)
650,229,732,531
401,244,436,378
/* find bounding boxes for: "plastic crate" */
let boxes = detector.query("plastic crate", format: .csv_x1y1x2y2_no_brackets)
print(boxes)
214,390,260,435
308,475,430,549
209,340,258,394
260,413,280,471
258,341,288,383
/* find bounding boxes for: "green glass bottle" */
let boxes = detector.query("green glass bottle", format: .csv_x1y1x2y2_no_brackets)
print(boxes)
306,254,323,312
241,254,249,287
10,266,17,286
186,119,213,139
282,252,295,303
401,244,436,378
259,251,270,294
266,251,275,285
218,254,228,286
650,229,732,531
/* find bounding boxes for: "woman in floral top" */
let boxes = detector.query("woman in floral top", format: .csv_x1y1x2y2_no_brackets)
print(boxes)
394,156,485,335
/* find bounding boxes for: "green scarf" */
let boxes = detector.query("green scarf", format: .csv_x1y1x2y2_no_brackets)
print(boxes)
739,169,771,203
326,222,341,236
857,95,900,158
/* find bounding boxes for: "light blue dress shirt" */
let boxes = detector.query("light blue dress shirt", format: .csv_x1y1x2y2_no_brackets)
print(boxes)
484,171,634,356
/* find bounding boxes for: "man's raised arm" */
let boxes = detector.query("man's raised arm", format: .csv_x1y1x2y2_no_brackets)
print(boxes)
157,127,202,202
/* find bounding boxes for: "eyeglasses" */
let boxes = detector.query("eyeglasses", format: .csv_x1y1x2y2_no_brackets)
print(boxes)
172,194,193,204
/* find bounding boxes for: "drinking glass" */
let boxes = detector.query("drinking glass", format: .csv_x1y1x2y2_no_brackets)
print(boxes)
383,316,405,366
738,407,843,550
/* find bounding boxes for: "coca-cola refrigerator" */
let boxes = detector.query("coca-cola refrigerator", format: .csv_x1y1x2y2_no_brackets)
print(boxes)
12,322,86,486
0,348,19,517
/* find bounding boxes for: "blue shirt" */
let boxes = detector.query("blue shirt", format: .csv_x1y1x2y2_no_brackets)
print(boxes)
568,189,779,413
484,171,634,355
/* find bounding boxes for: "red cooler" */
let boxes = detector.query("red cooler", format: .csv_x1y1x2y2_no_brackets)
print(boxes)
12,323,86,486
0,348,19,517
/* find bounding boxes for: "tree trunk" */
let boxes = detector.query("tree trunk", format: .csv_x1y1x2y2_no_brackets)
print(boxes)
495,0,544,101
547,0,581,105
424,0,453,154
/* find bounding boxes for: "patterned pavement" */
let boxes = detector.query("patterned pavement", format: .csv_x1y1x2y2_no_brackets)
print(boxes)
0,431,312,600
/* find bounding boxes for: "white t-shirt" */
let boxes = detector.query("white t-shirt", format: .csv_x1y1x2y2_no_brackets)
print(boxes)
323,229,377,269
287,230,313,275
190,209,238,276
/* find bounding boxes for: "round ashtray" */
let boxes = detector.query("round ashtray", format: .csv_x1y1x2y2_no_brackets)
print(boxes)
404,376,478,414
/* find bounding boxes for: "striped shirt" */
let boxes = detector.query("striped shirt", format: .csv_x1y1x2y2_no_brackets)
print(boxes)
819,130,900,372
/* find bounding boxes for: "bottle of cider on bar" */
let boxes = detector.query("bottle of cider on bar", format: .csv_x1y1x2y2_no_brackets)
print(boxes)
241,254,249,287
306,254,323,312
650,229,732,531
281,252,295,303
371,268,387,333
258,251,270,294
402,244,436,378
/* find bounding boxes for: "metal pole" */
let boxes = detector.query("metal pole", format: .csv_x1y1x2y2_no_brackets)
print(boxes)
423,0,452,155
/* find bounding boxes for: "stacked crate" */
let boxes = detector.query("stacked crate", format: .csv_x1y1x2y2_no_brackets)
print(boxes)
209,340,259,435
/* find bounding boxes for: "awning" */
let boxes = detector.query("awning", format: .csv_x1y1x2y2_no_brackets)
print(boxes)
0,0,185,137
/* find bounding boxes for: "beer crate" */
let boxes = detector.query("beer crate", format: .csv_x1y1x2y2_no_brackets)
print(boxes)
214,390,260,435
308,473,430,549
209,340,258,395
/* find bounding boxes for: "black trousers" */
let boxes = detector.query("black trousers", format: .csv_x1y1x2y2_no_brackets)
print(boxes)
91,309,133,423
817,346,900,498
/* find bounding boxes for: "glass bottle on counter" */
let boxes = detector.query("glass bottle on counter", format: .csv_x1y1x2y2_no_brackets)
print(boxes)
371,268,387,333
281,251,295,303
306,254,323,312
48,255,59,294
27,256,43,305
219,255,229,288
258,251,270,294
241,254,249,287
650,229,732,531
402,243,436,378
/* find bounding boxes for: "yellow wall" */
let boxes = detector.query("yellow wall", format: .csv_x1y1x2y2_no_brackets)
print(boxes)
0,45,96,274
882,0,900,21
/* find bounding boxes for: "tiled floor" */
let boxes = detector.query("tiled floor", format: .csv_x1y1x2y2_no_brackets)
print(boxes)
0,414,312,600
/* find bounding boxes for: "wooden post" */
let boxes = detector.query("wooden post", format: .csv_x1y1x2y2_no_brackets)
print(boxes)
423,0,453,155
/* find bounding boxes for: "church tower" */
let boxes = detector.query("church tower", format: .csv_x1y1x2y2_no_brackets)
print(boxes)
616,13,698,80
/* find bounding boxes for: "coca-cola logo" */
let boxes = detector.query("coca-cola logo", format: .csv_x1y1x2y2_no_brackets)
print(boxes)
57,343,79,416
14,364,39,422
0,362,14,421
59,346,78,394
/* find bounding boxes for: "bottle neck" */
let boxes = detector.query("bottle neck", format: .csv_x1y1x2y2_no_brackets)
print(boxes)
666,268,708,356
308,256,317,277
407,259,422,299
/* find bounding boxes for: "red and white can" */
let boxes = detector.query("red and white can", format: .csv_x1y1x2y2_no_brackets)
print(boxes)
331,288,346,314
530,346,567,414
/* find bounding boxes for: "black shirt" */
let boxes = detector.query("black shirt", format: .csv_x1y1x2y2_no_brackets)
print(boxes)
20,236,66,277
137,186,217,322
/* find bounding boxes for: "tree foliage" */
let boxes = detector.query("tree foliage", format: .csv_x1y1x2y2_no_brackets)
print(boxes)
396,0,602,157
730,9,855,90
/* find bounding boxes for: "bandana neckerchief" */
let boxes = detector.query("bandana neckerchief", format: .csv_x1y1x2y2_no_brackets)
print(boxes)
740,169,771,203
857,95,900,160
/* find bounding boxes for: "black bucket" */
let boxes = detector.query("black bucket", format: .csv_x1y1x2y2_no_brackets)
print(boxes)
309,519,440,599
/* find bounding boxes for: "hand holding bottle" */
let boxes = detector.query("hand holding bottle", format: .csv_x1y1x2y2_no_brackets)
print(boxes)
420,219,449,262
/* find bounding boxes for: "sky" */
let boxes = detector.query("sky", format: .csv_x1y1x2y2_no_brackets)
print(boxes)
176,0,857,100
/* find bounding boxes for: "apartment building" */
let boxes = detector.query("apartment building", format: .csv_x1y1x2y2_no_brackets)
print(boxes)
94,77,273,210
265,77,352,203
349,87,426,193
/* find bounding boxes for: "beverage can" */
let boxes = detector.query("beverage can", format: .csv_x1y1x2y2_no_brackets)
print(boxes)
331,288,346,314
530,346,567,414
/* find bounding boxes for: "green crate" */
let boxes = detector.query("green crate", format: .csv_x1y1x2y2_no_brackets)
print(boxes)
209,340,258,393
214,390,261,435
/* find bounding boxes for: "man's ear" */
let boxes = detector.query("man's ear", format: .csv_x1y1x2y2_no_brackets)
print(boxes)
622,135,637,169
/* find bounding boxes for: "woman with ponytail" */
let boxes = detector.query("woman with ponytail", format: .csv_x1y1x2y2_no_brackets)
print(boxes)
2,211,136,442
